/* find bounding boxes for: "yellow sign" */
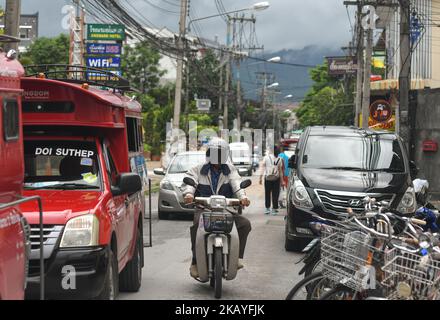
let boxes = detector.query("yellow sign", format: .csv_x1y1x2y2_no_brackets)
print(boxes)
359,114,396,132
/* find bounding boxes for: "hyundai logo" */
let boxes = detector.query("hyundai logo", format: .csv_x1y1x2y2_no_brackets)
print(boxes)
347,199,362,207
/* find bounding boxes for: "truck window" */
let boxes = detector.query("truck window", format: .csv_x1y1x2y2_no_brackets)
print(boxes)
103,144,119,187
3,99,19,141
23,140,101,190
127,117,141,152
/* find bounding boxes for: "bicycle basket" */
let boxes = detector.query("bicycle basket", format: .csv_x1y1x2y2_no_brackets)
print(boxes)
320,225,382,292
203,213,234,233
382,248,440,300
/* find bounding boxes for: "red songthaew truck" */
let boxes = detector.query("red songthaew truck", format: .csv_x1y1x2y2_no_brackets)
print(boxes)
0,38,43,300
20,65,147,299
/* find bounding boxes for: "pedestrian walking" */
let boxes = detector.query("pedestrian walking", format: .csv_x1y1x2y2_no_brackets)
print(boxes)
278,146,290,208
260,146,285,215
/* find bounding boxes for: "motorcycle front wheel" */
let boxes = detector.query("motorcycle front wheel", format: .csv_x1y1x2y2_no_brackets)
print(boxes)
214,247,223,299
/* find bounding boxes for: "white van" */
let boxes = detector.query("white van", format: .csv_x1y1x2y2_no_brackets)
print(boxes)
229,142,252,176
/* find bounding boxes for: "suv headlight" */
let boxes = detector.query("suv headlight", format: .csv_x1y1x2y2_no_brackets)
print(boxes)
291,180,313,209
160,180,174,191
60,214,99,247
397,187,416,214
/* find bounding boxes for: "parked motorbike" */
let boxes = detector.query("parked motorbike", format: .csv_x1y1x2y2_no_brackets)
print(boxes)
296,178,439,282
183,177,251,299
413,179,440,232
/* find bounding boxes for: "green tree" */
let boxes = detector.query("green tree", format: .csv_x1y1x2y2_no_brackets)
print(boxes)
21,34,69,65
121,41,164,92
296,61,354,127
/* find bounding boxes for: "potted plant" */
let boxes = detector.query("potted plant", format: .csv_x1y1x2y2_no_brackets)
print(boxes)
151,144,162,162
143,143,151,160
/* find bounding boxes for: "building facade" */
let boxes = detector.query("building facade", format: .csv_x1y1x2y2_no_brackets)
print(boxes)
0,12,39,52
372,0,440,198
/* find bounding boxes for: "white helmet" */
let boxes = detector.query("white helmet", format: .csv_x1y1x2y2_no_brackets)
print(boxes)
206,137,229,165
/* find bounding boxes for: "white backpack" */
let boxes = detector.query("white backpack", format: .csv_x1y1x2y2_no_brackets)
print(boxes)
266,156,281,181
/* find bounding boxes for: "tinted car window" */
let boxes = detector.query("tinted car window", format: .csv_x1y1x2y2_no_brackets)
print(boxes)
24,140,101,190
302,135,405,172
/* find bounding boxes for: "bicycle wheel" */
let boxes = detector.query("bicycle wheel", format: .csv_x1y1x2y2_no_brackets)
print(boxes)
319,285,356,300
286,272,333,300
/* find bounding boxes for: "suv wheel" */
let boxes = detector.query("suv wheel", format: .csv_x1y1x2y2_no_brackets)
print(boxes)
285,233,305,252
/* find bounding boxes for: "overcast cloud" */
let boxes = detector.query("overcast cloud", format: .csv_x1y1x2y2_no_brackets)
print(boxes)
7,0,353,52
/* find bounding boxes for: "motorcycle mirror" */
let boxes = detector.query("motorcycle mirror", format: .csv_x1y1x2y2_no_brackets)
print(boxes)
240,179,252,189
183,177,197,188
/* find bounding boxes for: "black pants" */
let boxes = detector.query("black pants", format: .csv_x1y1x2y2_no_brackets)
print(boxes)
265,178,280,209
190,210,252,264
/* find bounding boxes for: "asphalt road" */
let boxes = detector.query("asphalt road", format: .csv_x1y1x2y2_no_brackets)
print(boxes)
120,174,303,300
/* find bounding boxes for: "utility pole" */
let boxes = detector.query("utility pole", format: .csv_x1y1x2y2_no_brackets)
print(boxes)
344,1,399,127
4,0,20,51
398,0,411,148
69,0,85,66
354,2,363,127
173,0,188,129
361,27,373,129
230,14,261,131
223,18,232,130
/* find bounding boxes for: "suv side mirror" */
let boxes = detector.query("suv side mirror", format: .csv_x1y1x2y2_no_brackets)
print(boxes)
112,173,142,196
410,160,419,179
288,155,296,169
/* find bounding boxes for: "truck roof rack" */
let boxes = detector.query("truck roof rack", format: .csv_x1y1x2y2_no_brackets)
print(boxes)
24,64,139,93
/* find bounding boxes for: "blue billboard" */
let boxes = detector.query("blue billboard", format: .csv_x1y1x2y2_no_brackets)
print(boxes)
86,56,121,69
86,43,121,55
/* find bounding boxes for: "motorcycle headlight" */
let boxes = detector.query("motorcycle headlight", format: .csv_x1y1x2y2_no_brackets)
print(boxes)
60,214,99,247
291,180,313,209
210,196,227,210
160,180,174,191
397,187,416,214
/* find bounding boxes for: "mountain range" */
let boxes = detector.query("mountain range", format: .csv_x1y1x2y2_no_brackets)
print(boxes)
238,45,343,103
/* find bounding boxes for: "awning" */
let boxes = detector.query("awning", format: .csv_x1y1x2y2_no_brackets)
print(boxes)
370,78,428,91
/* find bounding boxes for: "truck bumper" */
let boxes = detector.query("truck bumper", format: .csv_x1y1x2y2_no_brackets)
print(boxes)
25,246,108,300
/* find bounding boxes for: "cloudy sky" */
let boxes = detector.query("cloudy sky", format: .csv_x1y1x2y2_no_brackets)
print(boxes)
9,0,354,52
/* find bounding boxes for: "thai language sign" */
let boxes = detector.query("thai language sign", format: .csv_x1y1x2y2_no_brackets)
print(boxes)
327,56,358,76
87,24,125,40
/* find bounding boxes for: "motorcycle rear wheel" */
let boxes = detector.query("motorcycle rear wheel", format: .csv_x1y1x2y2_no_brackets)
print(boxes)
214,247,223,299
286,272,330,300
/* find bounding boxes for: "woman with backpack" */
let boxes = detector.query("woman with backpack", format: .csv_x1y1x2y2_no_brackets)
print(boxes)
259,145,286,215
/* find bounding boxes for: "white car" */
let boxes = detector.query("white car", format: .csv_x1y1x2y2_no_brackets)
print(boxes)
154,151,206,219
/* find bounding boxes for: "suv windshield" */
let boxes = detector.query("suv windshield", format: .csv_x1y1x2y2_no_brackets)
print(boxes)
168,153,206,174
24,140,101,190
302,135,405,172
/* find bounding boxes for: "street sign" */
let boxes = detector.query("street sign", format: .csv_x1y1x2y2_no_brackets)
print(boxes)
86,70,121,82
410,13,423,46
86,43,121,55
86,56,121,69
327,56,357,76
87,24,125,41
196,99,211,112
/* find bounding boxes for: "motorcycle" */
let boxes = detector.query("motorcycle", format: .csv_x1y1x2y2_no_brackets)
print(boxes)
183,177,252,299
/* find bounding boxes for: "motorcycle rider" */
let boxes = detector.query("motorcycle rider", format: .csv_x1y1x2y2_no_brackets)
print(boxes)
182,137,251,279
